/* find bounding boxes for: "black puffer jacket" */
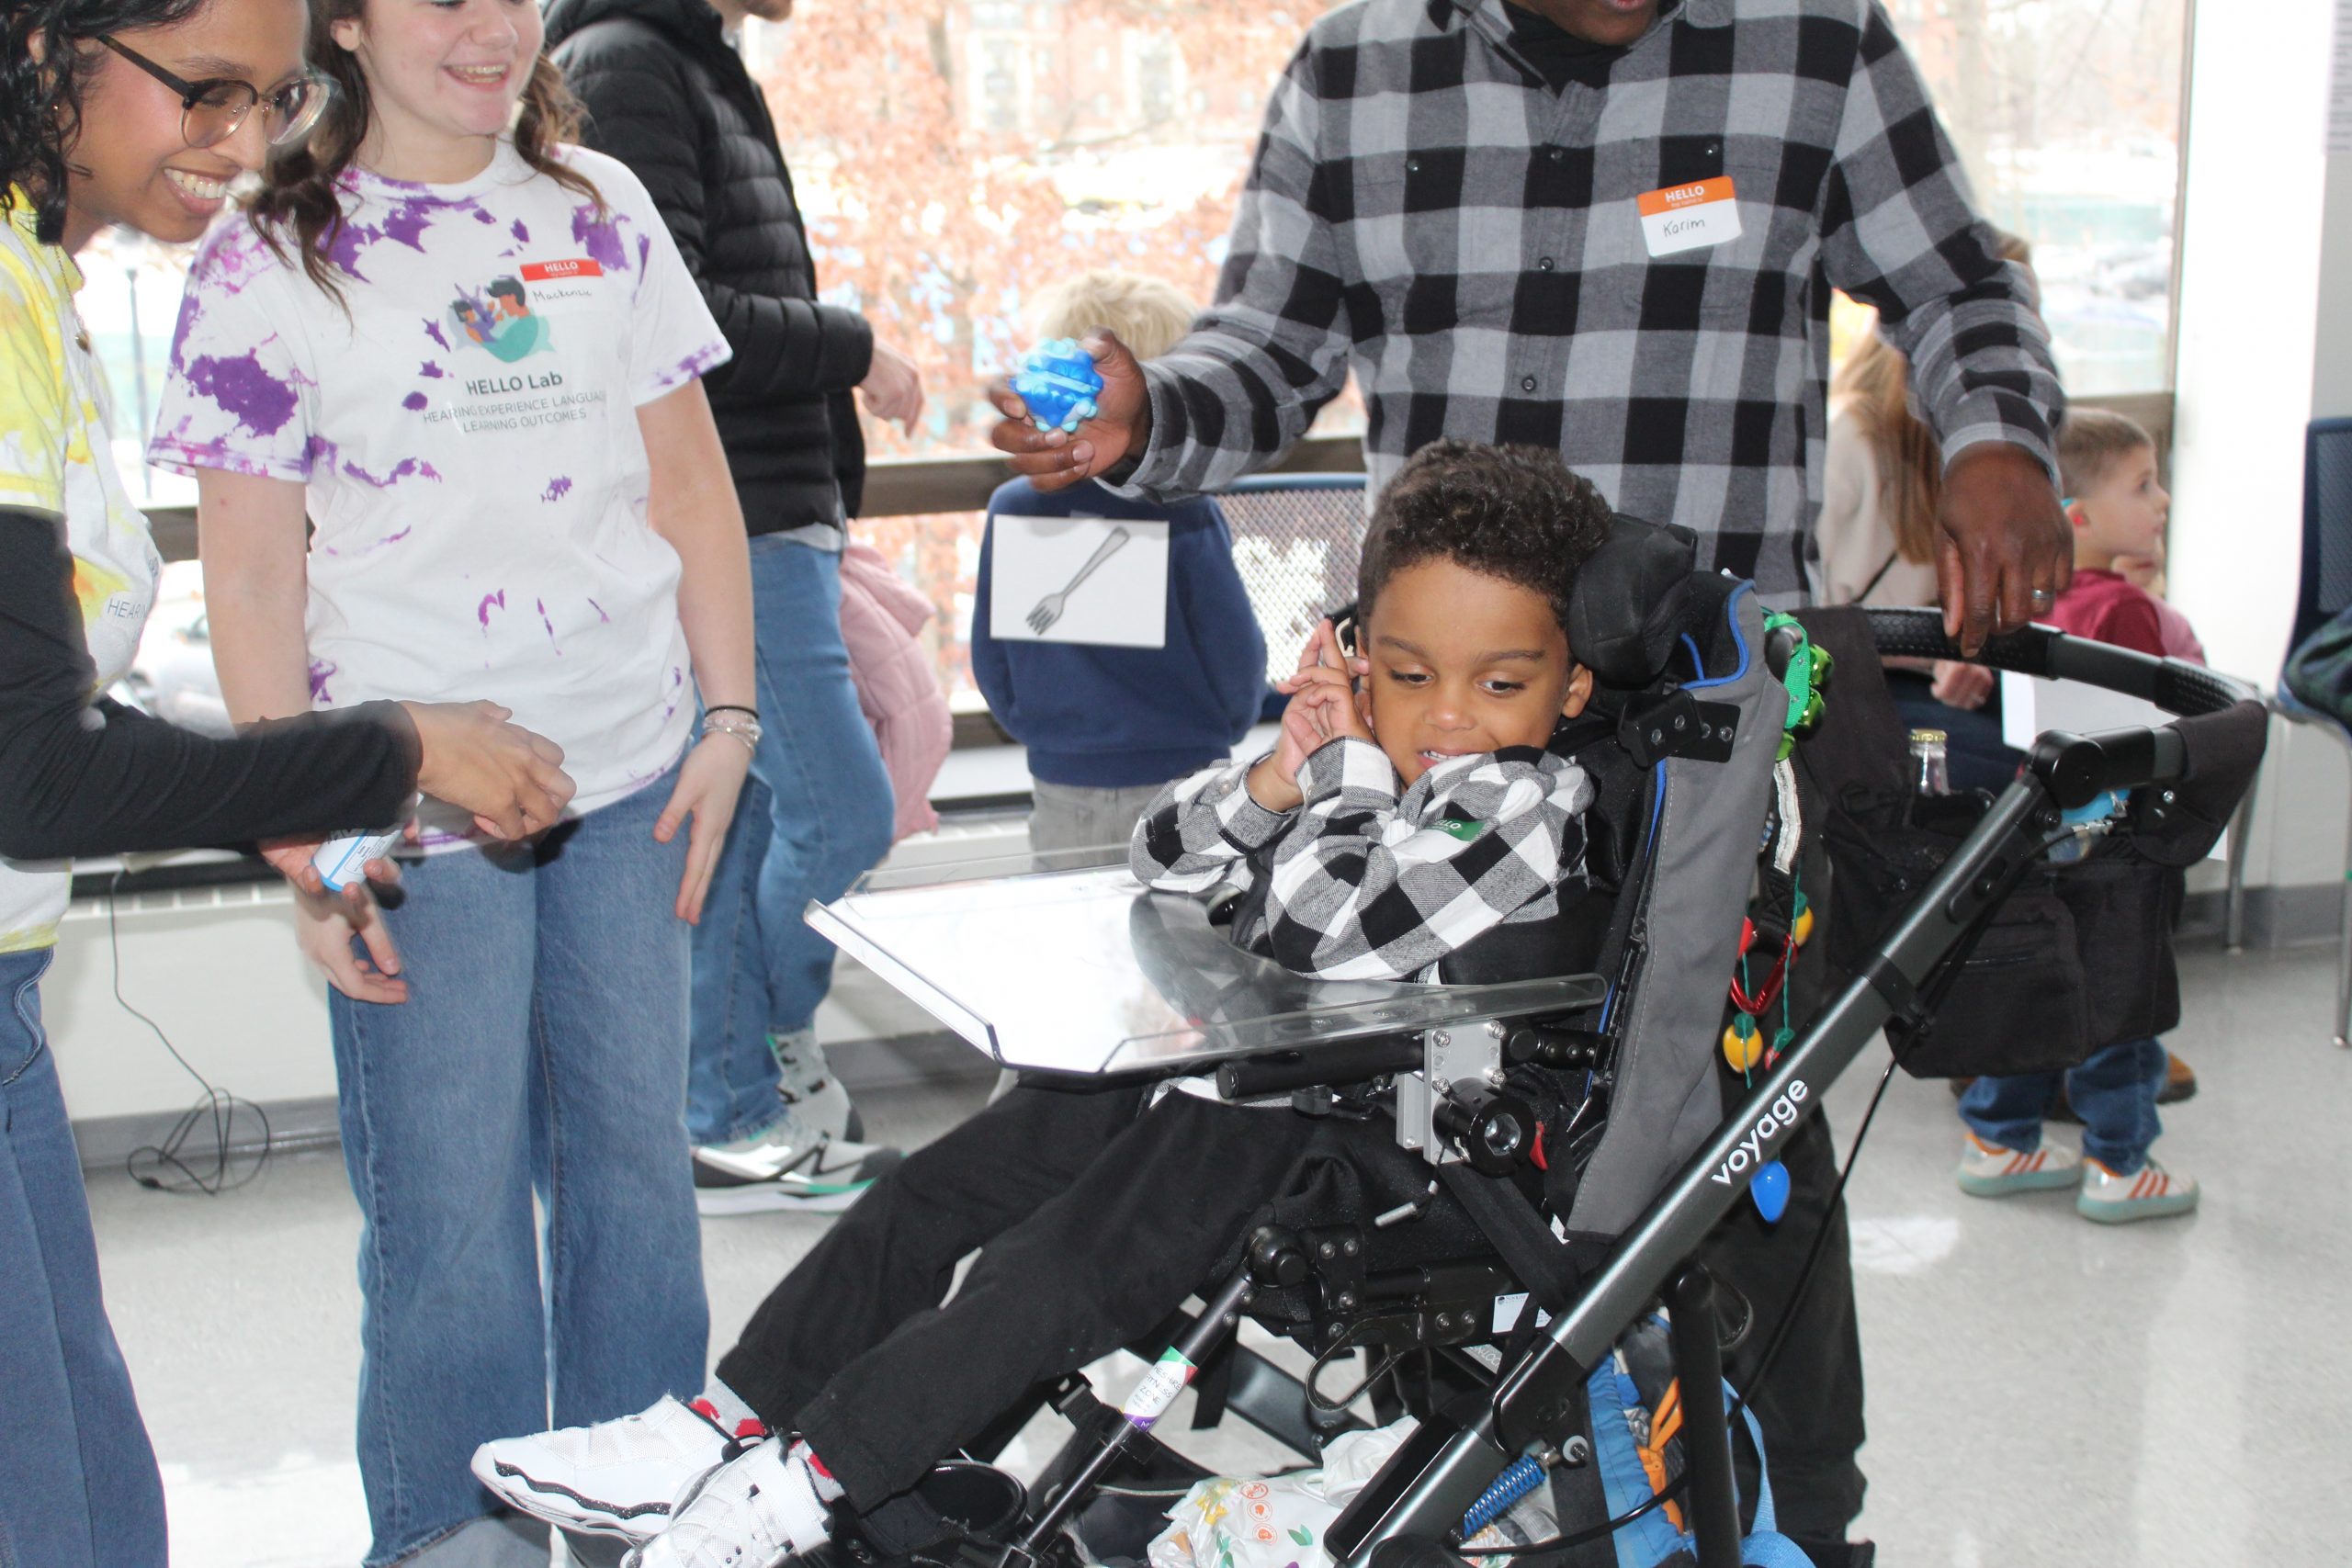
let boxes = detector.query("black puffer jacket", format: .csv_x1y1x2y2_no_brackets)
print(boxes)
545,0,871,528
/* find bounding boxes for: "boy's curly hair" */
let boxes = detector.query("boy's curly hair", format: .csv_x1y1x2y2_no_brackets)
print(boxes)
2,0,211,243
1358,440,1613,634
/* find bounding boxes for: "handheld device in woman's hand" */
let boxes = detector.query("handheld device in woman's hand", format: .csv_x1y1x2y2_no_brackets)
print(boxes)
314,829,403,892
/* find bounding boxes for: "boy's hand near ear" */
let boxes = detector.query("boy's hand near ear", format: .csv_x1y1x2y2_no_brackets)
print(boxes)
1249,619,1374,812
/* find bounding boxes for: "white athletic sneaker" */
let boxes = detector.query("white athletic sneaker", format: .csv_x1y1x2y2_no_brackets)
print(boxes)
1954,1131,2082,1198
624,1438,834,1568
471,1394,753,1543
2077,1156,2199,1224
772,1031,865,1145
692,1106,903,1216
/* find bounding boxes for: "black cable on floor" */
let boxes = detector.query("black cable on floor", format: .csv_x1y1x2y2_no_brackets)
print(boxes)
107,870,273,1195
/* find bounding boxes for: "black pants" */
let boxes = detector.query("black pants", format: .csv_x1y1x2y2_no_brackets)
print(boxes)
1695,822,1868,1542
1698,1099,1866,1540
717,1083,1317,1514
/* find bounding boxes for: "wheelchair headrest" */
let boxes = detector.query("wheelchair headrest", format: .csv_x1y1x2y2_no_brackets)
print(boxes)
1566,513,1698,692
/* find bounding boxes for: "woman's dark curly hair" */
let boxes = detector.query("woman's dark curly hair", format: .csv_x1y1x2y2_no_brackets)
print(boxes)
2,0,211,243
1358,440,1614,634
248,0,600,303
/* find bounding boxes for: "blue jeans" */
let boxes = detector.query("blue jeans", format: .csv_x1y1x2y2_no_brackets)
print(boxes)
0,948,169,1568
687,539,896,1144
327,776,708,1565
1959,1036,2168,1175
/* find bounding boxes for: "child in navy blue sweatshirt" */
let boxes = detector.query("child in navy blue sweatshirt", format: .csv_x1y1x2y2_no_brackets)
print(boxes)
972,271,1269,852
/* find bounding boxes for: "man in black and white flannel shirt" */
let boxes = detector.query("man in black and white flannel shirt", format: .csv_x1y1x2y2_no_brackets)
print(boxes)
989,0,2069,654
990,5,2041,1555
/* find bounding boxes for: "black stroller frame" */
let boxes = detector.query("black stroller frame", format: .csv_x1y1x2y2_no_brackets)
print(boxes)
1324,611,2256,1568
809,603,2259,1568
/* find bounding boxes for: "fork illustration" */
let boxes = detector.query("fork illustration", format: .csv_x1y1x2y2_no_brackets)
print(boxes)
1026,525,1132,635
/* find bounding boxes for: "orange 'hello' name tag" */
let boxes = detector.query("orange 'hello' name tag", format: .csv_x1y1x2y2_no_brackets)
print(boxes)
1637,176,1741,258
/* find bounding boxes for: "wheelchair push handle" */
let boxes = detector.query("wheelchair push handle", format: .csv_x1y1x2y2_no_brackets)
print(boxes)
1863,604,2257,807
1863,605,2253,719
2026,724,2184,811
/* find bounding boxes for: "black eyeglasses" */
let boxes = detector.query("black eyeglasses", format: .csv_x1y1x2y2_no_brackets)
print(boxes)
99,35,332,151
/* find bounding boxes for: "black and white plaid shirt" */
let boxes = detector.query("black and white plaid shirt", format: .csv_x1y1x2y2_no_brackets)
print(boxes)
1122,0,2062,600
1131,739,1593,982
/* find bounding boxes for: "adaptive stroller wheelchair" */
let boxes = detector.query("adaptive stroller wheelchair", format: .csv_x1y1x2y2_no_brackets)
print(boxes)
806,519,2264,1568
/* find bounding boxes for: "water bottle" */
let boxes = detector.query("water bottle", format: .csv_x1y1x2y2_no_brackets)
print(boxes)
1906,728,1949,823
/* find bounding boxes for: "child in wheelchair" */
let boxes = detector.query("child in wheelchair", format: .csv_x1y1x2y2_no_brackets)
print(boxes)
470,440,1614,1568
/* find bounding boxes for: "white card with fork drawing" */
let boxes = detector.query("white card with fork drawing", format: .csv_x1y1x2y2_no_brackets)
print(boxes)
989,513,1170,647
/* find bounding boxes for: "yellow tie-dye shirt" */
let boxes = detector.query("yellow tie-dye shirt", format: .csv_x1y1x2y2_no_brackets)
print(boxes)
0,192,162,953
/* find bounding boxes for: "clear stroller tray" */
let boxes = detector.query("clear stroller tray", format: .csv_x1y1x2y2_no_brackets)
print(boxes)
807,862,1604,1077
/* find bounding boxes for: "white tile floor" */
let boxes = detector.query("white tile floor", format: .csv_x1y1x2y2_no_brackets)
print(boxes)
85,942,2352,1567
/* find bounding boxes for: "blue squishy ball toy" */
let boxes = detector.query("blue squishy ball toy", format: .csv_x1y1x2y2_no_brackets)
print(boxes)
1012,338,1105,434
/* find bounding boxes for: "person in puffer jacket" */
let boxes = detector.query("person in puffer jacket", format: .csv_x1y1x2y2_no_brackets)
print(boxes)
546,0,924,1210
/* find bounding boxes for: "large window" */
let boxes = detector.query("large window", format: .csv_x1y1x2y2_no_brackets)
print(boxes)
740,0,2187,698
744,1,1353,463
84,0,2188,707
741,1,1356,698
1871,0,2186,396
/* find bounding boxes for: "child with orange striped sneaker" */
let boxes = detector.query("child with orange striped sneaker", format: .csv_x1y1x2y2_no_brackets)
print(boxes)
1954,409,2198,1224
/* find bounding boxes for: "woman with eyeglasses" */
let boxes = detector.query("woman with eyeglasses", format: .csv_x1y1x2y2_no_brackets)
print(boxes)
145,0,757,1559
0,1,580,1563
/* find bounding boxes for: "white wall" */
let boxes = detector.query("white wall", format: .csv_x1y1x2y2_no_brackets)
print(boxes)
2165,0,2335,688
46,886,339,1125
2317,153,2352,422
2165,0,2347,896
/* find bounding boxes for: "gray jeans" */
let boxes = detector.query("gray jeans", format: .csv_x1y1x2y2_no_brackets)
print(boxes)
1026,778,1176,856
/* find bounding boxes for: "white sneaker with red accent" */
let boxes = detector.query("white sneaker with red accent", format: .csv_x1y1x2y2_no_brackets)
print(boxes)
2077,1156,2199,1224
1955,1131,2083,1198
471,1394,765,1542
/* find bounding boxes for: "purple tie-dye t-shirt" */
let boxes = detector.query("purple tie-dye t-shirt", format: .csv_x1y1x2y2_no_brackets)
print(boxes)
149,141,729,831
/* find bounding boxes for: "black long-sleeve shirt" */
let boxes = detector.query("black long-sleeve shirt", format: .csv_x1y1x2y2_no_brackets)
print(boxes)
0,509,419,864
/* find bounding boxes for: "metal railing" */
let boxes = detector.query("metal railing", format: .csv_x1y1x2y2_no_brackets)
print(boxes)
132,397,2175,565
137,431,1375,565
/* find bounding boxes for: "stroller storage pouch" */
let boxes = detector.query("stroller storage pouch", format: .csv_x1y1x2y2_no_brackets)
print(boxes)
1822,807,2182,1079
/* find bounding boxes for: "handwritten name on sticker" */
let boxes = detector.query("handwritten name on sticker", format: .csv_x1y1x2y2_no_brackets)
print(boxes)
1636,175,1742,259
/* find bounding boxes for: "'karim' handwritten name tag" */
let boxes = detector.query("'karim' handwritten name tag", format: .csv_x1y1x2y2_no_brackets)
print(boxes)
1638,176,1742,258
